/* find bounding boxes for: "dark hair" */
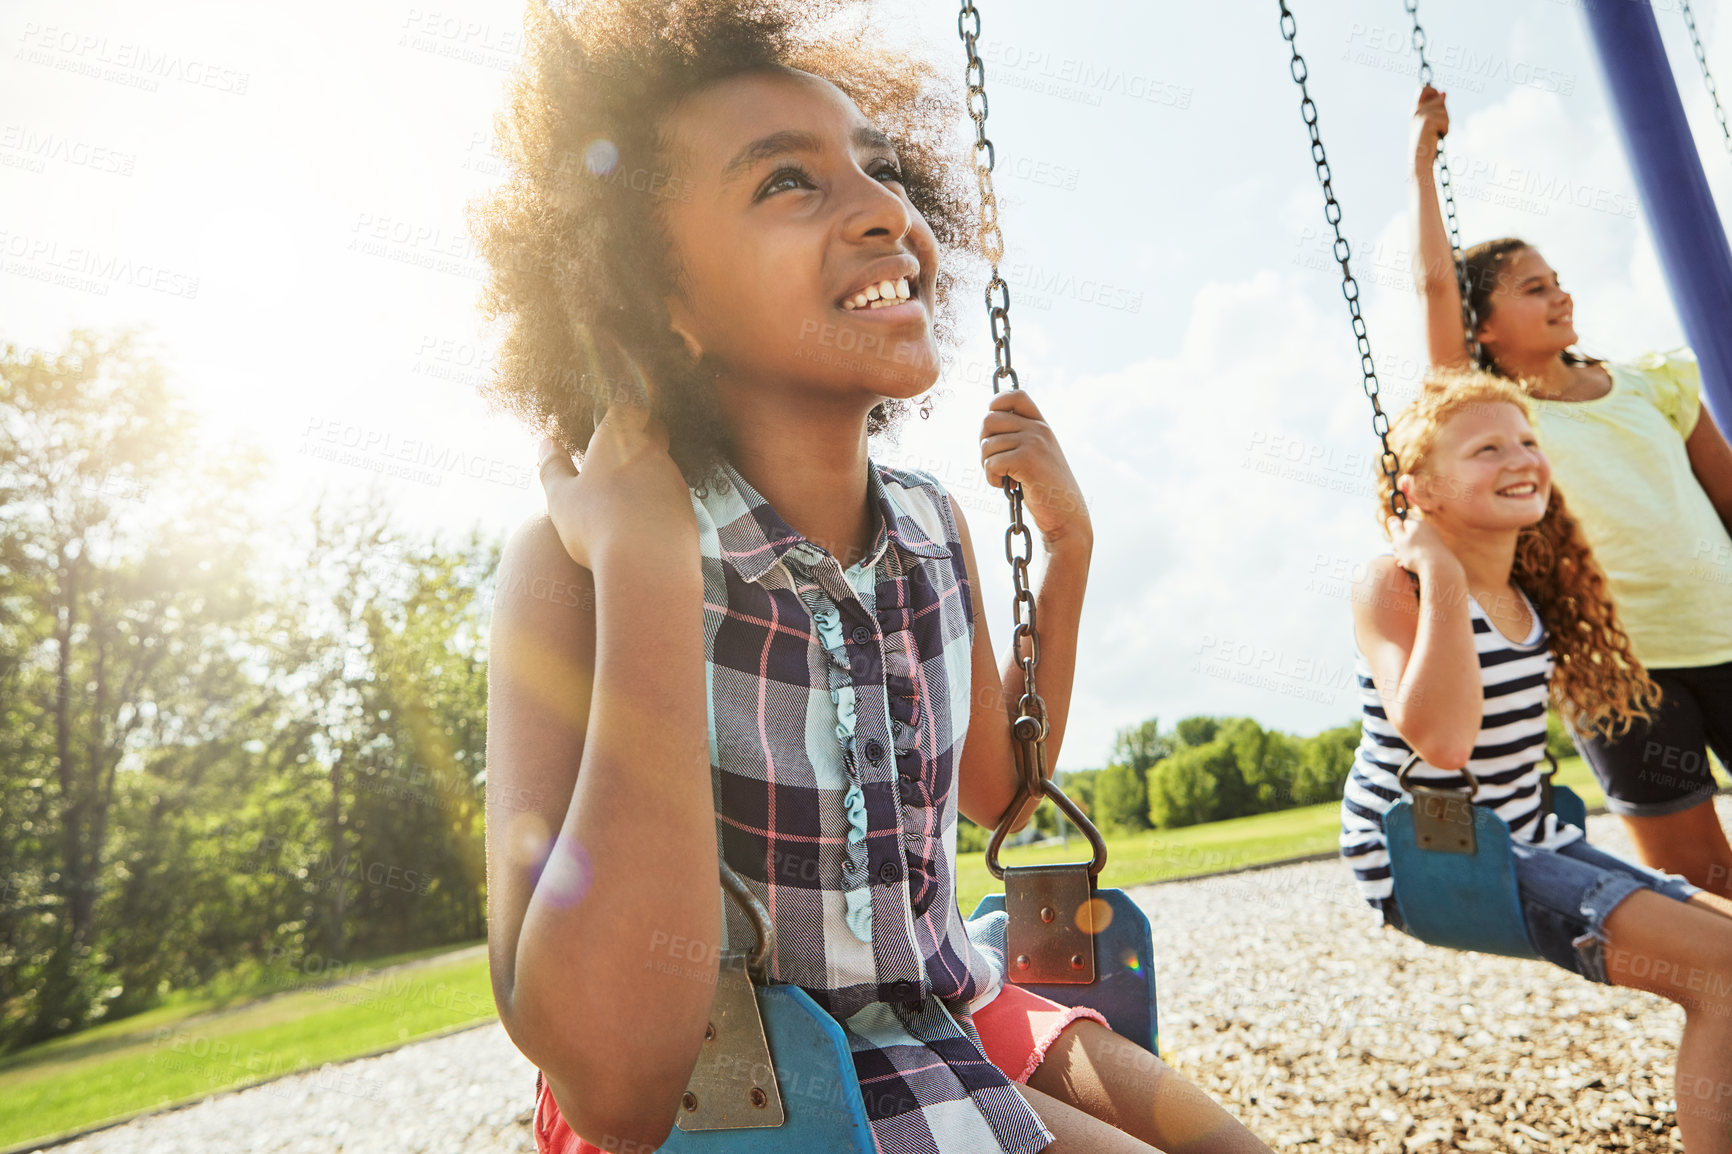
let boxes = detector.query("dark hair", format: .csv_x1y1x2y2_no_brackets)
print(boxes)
1462,237,1602,378
464,0,977,490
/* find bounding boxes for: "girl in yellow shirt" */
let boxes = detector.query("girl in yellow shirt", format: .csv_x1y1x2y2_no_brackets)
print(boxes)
1409,85,1732,902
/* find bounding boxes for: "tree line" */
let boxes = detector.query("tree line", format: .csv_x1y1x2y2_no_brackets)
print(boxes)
957,663,1580,845
1,330,492,1054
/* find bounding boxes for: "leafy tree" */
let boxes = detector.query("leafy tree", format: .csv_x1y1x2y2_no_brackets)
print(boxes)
1109,719,1170,773
1092,762,1151,831
0,329,504,1053
0,329,274,1044
1171,715,1219,749
1147,738,1241,828
1290,722,1361,805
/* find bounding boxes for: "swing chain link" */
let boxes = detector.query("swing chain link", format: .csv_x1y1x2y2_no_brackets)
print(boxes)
1681,0,1732,158
1403,0,1481,366
1279,1,1408,521
958,0,1048,802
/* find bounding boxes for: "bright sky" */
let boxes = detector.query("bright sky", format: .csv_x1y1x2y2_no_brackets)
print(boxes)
4,0,1729,768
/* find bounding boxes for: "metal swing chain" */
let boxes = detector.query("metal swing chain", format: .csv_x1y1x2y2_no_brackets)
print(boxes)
1279,1,1408,522
958,0,1049,798
1681,0,1732,159
1402,0,1481,366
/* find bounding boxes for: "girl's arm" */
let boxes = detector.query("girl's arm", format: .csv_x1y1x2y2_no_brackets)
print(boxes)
952,494,1093,835
1684,405,1732,533
486,484,717,1143
1350,549,1483,768
1409,85,1474,369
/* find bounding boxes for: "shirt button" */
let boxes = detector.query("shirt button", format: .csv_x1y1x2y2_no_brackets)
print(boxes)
890,979,914,999
851,625,872,645
879,860,900,884
864,739,885,763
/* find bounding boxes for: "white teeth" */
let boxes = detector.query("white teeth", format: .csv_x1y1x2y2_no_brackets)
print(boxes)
840,275,913,311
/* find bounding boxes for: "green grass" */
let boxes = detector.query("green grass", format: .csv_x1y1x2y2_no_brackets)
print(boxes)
0,946,493,1150
954,754,1607,916
0,756,1612,1150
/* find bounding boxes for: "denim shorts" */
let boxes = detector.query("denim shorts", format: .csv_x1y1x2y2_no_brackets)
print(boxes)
1378,836,1700,982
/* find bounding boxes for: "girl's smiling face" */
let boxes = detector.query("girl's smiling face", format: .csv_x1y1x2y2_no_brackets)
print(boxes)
1474,246,1578,363
1405,401,1552,532
656,66,942,407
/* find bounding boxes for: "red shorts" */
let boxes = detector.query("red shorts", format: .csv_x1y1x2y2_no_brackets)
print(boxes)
531,985,1108,1153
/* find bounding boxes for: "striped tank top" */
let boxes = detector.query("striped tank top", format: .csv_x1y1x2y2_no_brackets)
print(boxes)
1339,574,1583,907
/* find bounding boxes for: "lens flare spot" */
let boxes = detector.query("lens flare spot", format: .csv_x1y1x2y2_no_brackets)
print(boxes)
533,834,593,907
1076,897,1113,935
1123,950,1140,971
508,811,553,870
584,139,620,176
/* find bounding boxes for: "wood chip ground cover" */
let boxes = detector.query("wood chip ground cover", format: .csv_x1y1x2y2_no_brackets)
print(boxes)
43,801,1721,1152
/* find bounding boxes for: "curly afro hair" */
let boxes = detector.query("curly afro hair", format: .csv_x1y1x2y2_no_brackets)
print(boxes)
465,0,980,491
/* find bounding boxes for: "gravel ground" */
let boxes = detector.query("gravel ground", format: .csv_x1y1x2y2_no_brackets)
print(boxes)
39,799,1726,1153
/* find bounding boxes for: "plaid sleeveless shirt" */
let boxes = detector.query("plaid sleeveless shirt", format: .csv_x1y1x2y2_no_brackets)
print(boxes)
691,457,1054,1154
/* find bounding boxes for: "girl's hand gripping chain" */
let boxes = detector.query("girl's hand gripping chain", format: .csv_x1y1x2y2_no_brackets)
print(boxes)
1410,84,1450,171
1386,502,1464,587
979,389,1092,551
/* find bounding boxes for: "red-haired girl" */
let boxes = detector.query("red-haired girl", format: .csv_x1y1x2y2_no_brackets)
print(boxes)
1342,368,1732,1151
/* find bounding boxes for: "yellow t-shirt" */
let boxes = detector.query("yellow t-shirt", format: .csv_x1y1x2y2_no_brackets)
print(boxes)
1529,348,1732,668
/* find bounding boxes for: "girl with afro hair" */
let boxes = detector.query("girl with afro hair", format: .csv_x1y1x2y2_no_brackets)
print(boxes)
474,1,1273,1152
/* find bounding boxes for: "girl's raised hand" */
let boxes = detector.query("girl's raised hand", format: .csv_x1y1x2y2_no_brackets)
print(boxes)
1386,506,1462,582
536,399,697,572
1410,84,1450,169
978,389,1091,550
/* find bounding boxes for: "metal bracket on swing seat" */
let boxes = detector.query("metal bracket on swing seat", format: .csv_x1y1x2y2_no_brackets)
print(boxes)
1005,863,1097,984
675,950,784,1131
675,867,785,1132
987,738,1110,986
1400,754,1479,855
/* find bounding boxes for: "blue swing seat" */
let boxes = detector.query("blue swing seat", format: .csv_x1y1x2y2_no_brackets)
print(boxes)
1551,784,1588,831
1383,750,1588,960
970,888,1160,1056
658,983,875,1154
659,895,1159,1153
